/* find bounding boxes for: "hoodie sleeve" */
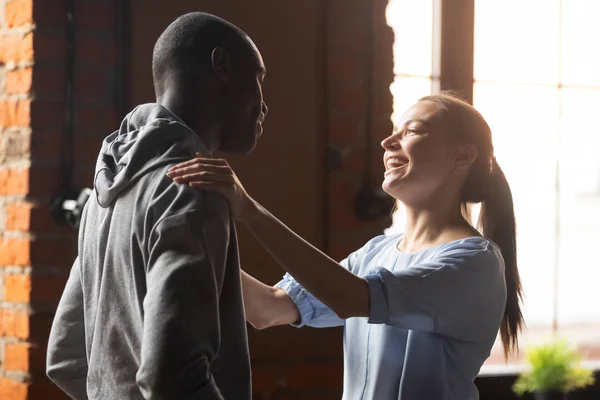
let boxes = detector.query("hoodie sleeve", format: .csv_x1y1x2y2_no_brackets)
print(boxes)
136,206,229,400
47,257,89,400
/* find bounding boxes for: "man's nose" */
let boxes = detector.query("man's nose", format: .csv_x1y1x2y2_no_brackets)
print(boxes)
262,102,269,117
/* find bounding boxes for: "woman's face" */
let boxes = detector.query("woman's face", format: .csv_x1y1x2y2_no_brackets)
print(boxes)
381,100,460,204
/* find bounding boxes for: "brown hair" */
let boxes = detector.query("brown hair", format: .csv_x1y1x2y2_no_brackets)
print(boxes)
419,92,524,358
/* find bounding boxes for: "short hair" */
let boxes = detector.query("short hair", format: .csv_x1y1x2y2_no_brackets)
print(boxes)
152,12,249,97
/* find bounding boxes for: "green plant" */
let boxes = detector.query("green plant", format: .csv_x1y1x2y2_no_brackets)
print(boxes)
513,339,595,396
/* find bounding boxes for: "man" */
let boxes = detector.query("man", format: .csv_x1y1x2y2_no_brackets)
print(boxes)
47,12,268,399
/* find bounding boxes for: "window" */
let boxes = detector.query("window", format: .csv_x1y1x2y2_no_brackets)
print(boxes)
386,0,600,369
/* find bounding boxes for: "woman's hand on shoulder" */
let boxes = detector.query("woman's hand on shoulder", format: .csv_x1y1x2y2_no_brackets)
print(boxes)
167,155,256,221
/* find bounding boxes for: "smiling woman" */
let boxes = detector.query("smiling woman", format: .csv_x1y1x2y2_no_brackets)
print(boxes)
386,0,600,377
167,92,522,399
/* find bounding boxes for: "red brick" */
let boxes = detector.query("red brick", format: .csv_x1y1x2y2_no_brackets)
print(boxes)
4,342,31,371
0,236,75,268
5,67,33,94
330,86,367,115
5,167,65,202
32,65,65,99
5,203,31,231
76,2,115,31
0,238,30,266
5,273,67,303
0,378,28,400
4,274,31,303
0,168,28,195
0,99,32,128
0,32,34,63
0,129,31,161
6,203,68,233
5,0,33,27
0,308,30,339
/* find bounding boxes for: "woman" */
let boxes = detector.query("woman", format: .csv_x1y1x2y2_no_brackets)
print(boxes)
167,93,524,399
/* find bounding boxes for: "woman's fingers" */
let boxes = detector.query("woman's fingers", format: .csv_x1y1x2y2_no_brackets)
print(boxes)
168,156,228,172
172,171,234,184
167,163,232,178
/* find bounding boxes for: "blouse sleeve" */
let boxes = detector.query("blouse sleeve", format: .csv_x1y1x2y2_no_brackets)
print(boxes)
275,234,394,328
364,243,507,342
276,273,344,328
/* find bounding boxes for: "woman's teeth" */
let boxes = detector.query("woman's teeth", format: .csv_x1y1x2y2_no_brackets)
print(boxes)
386,158,405,169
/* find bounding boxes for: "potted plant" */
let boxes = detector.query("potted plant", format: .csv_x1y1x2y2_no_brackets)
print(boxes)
513,338,595,400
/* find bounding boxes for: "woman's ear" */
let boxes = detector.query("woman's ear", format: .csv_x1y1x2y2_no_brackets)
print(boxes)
454,143,478,172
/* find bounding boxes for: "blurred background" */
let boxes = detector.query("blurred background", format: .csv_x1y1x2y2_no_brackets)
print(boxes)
0,0,598,399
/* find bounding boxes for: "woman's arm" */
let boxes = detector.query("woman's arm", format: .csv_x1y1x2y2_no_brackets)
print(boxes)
240,202,369,319
241,270,300,329
167,158,370,320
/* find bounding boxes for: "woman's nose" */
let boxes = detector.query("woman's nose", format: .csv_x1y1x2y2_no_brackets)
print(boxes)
381,134,400,150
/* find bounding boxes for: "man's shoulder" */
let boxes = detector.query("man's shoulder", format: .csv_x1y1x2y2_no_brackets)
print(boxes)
145,170,231,228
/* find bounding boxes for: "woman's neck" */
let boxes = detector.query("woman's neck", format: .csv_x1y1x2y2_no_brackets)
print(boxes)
400,203,479,253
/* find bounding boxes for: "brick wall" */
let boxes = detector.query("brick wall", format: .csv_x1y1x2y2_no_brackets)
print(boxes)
0,0,118,398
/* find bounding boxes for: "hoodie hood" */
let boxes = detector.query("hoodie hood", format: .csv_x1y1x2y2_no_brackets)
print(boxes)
94,103,206,207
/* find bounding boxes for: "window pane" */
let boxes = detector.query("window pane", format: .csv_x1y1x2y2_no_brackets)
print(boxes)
389,76,432,124
474,0,560,84
562,0,600,87
386,0,434,77
556,88,600,334
474,82,560,326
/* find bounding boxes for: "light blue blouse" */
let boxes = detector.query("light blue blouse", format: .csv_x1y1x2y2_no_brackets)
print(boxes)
276,234,507,400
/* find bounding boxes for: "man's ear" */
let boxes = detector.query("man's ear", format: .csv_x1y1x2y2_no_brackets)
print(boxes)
211,47,230,83
454,143,478,172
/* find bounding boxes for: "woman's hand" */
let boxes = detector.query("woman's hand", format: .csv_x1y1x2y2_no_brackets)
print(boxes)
167,155,256,221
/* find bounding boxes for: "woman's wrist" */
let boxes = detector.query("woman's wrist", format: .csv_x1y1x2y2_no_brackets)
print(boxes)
238,197,262,226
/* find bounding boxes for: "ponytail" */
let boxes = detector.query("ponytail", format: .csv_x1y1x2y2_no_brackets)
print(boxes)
478,158,524,358
419,92,524,358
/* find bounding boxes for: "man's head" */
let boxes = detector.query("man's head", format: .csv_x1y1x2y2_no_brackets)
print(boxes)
153,12,268,154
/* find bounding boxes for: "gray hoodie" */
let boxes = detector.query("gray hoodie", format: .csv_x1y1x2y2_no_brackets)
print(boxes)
47,104,251,400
